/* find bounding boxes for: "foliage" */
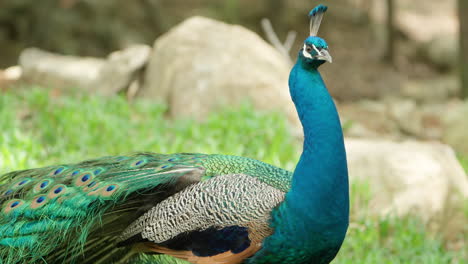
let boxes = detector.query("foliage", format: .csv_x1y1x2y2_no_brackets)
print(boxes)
458,155,468,174
0,87,298,173
0,88,465,262
338,216,464,264
0,0,289,67
344,180,466,263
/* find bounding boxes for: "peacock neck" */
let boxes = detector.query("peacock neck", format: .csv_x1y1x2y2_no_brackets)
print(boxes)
288,58,349,228
253,58,349,263
289,59,349,204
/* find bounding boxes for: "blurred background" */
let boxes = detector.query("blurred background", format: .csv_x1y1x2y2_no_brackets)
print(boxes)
0,0,467,263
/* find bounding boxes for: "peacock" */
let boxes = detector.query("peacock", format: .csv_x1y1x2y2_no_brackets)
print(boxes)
0,4,348,264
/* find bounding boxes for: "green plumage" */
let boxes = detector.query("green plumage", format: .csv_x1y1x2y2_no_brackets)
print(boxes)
0,153,291,263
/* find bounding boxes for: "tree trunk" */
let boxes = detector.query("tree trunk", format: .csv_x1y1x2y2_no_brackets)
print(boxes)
384,0,395,66
459,0,468,98
267,0,285,32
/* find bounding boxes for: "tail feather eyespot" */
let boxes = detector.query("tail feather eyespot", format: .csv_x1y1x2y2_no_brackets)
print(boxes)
155,164,174,171
130,158,148,168
63,169,81,179
74,172,94,187
81,181,101,192
100,184,119,197
2,189,14,196
11,178,32,190
30,195,48,209
47,184,67,199
50,166,66,176
87,183,120,198
115,156,129,162
33,179,53,193
93,168,105,175
3,199,25,213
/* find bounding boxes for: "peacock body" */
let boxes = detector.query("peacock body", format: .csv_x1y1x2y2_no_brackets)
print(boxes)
0,4,348,264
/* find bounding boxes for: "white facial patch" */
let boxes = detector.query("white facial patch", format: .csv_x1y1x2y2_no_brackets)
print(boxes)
312,44,322,56
302,44,313,59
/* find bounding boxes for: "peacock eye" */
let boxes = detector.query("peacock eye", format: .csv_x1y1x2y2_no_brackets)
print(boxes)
306,46,312,53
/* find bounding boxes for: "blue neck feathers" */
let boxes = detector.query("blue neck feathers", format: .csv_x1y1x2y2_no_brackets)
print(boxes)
252,56,349,263
288,58,348,216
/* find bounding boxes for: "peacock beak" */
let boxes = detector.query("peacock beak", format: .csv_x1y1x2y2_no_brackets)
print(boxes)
317,49,332,63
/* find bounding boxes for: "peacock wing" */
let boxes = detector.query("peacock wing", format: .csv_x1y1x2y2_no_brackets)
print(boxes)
119,174,285,264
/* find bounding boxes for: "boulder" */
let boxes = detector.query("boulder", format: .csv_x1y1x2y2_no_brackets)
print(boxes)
422,34,458,71
386,98,446,140
141,16,299,127
369,0,458,70
96,45,151,96
340,98,451,141
442,100,468,156
346,138,468,238
19,48,105,92
0,66,22,91
400,75,459,102
338,100,400,138
19,45,151,95
369,0,457,43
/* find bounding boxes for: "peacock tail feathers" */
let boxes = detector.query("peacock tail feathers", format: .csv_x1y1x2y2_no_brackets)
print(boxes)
0,152,291,263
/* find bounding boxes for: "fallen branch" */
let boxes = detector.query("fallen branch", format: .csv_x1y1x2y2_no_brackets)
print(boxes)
261,18,296,65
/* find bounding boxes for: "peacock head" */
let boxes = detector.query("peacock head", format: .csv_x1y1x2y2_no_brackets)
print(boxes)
299,4,332,67
301,36,331,64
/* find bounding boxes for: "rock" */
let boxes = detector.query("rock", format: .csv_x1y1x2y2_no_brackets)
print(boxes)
369,0,457,43
418,104,446,140
0,66,22,91
19,45,151,95
340,98,450,141
19,48,106,92
423,34,458,70
400,75,459,102
386,98,418,134
442,100,468,156
344,122,381,138
141,16,299,127
97,44,151,95
369,0,458,70
3,66,22,80
19,48,105,92
346,138,468,238
385,98,445,140
338,100,400,138
410,6,457,69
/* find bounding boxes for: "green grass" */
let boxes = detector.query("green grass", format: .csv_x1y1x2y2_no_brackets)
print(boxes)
0,88,466,263
339,216,464,264
0,87,299,173
458,155,468,174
